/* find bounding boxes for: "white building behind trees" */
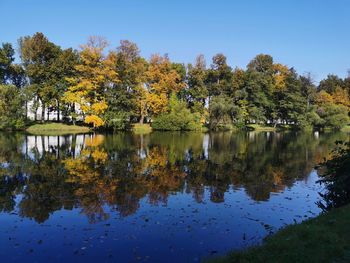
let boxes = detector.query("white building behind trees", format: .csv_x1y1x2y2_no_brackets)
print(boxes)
26,98,83,121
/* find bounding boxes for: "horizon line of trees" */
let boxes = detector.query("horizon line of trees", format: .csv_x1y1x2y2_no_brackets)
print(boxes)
0,32,349,131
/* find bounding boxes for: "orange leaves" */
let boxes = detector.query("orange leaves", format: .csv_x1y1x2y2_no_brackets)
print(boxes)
315,86,349,112
64,39,190,125
146,92,168,115
85,115,104,127
273,63,290,91
332,87,350,108
146,54,185,93
144,54,185,116
64,36,119,128
315,90,334,105
91,101,108,115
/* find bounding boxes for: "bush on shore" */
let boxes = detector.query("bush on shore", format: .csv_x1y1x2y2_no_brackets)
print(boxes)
152,93,203,131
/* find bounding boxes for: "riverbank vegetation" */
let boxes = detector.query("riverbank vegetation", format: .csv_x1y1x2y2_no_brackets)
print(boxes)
317,141,350,211
0,33,349,131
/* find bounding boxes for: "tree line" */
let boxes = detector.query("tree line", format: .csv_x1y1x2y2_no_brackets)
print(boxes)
0,32,349,130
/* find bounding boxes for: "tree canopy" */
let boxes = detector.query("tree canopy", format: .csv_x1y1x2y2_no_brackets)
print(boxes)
1,32,349,131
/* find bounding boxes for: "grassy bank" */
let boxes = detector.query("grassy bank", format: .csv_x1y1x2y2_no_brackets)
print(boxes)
27,123,90,135
132,123,152,134
341,125,350,133
247,124,277,132
210,204,350,263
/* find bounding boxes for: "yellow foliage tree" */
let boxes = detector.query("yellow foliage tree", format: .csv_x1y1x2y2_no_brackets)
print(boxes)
332,86,350,109
273,63,290,91
144,54,185,116
64,36,119,128
315,90,334,106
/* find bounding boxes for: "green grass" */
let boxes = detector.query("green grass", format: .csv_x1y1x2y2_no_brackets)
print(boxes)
247,124,277,132
132,123,152,134
26,123,90,135
341,125,350,133
209,204,350,263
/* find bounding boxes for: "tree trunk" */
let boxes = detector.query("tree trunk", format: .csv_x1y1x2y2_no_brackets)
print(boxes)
72,103,76,125
25,101,28,121
34,98,38,121
139,100,145,124
41,101,45,122
139,114,144,124
57,100,60,122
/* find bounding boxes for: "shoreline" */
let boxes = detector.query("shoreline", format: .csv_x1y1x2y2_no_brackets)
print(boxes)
209,204,350,263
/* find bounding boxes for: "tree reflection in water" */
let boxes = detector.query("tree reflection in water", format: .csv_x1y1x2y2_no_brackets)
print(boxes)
0,131,347,223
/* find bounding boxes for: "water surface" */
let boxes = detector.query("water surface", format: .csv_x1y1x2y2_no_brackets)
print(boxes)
0,131,347,262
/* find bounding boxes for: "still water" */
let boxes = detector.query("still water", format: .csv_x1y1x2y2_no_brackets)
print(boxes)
0,131,348,262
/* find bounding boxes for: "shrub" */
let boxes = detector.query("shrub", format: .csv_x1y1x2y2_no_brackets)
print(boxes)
152,93,202,131
317,104,349,130
103,111,130,130
296,110,323,130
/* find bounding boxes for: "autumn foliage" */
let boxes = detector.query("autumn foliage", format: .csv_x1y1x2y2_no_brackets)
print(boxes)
0,33,349,131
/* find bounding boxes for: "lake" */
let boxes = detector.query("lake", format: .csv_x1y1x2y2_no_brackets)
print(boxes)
0,131,348,262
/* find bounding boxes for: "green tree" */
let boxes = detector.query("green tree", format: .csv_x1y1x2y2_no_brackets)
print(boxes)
319,74,344,94
104,40,147,129
19,32,62,120
316,103,349,130
300,73,317,109
209,95,234,130
275,69,308,126
187,55,208,122
315,88,350,130
0,85,25,130
245,54,275,124
206,53,233,97
48,48,78,121
0,43,26,88
0,43,15,84
152,93,201,130
8,64,27,88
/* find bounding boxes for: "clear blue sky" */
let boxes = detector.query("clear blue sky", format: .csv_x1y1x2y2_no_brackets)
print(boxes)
1,0,349,81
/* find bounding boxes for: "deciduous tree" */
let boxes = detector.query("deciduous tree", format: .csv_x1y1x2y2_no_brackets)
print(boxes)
145,54,185,116
65,36,118,128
